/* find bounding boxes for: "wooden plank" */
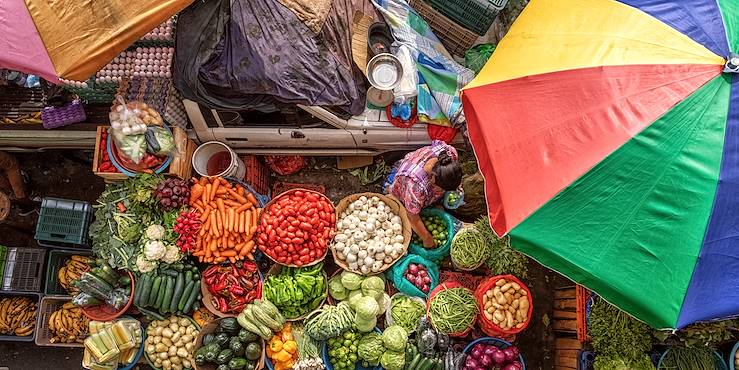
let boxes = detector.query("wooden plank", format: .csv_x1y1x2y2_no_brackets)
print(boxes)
337,156,374,170
555,338,582,350
553,310,578,320
555,289,576,299
558,349,580,359
555,355,579,368
554,298,577,311
553,319,578,332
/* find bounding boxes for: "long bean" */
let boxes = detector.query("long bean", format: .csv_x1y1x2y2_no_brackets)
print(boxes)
659,347,718,370
428,287,478,334
450,227,488,269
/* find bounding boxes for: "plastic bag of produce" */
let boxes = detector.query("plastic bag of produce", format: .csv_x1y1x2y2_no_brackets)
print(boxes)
416,317,438,357
109,97,147,137
112,131,148,164
444,347,466,370
408,208,461,263
144,126,175,156
386,254,439,298
72,293,102,307
106,288,130,310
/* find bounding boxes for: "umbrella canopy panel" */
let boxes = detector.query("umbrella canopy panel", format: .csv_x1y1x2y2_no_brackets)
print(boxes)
463,0,739,329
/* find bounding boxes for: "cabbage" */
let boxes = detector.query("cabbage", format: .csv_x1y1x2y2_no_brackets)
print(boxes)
341,271,364,290
329,276,348,300
377,293,391,314
380,350,406,370
355,314,377,333
361,276,385,301
358,332,384,364
355,296,380,319
348,290,364,309
382,325,408,352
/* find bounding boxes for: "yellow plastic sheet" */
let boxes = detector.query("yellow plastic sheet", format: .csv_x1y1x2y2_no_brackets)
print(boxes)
25,0,193,81
466,0,725,88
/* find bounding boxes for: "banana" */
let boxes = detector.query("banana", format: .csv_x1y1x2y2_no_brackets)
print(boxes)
48,311,57,332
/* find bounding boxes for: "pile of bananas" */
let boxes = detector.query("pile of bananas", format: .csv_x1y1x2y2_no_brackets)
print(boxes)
59,255,92,294
1,112,42,125
0,296,37,336
49,302,89,344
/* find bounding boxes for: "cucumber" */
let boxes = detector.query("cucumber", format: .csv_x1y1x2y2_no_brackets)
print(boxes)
170,272,185,313
100,265,120,285
135,274,149,306
161,276,175,313
161,270,178,277
154,276,168,310
182,281,201,314
139,273,154,307
178,280,196,312
417,358,431,370
92,267,117,286
251,304,281,332
407,354,421,370
433,359,443,370
185,270,193,282
148,276,162,308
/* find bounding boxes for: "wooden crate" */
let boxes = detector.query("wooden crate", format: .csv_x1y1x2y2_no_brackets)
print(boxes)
554,338,582,370
92,126,194,182
553,286,578,333
576,285,592,342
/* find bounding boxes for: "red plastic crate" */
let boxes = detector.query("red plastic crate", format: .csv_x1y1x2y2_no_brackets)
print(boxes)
272,182,326,196
576,285,591,342
241,155,270,196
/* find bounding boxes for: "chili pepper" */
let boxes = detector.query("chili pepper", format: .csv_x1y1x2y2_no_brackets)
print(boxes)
205,274,218,285
218,296,229,312
232,263,239,276
204,266,219,278
232,295,249,305
245,290,257,303
230,285,245,296
227,274,239,287
212,278,229,293
231,303,247,313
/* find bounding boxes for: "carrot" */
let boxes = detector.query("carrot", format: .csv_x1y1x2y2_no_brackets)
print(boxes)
215,211,223,237
200,206,212,222
236,202,252,213
203,184,211,205
190,183,205,205
246,253,254,260
221,250,237,257
228,208,235,233
239,212,245,234
216,198,225,216
227,188,248,204
249,225,257,236
210,211,219,237
210,179,220,202
253,208,259,227
199,177,208,186
219,177,231,187
224,200,241,208
244,211,251,234
246,193,258,206
193,204,204,213
214,249,220,258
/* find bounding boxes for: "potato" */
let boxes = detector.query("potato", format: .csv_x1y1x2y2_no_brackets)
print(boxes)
168,346,178,357
169,322,179,332
162,328,174,338
171,331,181,344
162,359,171,369
154,336,161,345
493,310,505,322
515,322,525,329
162,337,173,347
172,364,183,370
155,326,163,336
177,347,189,358
171,356,181,365
158,352,169,360
507,306,516,314
519,297,529,311
186,326,194,335
182,359,191,369
181,334,192,344
500,283,512,292
505,310,514,328
185,342,194,351
484,311,493,321
155,343,167,353
512,299,520,309
179,326,187,334
511,282,521,291
179,318,190,327
495,279,506,287
495,292,507,305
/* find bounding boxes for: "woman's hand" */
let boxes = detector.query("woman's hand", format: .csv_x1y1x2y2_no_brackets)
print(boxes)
409,213,437,249
422,234,437,249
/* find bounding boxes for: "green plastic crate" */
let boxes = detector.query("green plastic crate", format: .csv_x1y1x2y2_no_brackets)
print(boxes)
425,0,508,35
35,197,92,248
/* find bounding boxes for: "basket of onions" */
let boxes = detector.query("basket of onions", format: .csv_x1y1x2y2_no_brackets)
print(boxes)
463,337,525,370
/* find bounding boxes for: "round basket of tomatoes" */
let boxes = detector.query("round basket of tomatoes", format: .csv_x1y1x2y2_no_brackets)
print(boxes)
256,189,336,267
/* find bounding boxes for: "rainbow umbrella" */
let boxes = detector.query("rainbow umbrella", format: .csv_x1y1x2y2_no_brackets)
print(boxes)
463,0,739,329
0,0,192,83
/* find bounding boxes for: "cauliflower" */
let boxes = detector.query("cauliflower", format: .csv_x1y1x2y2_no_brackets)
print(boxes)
161,244,181,264
143,240,166,261
145,224,166,240
136,254,158,273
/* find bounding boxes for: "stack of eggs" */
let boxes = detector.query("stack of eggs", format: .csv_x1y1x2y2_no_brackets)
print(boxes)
140,18,175,42
94,46,174,83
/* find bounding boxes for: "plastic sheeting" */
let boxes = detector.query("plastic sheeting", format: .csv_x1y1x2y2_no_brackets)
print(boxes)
174,0,374,115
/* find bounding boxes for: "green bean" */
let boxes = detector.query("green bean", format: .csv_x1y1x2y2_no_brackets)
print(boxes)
450,227,489,269
428,287,478,334
391,295,425,333
659,347,718,370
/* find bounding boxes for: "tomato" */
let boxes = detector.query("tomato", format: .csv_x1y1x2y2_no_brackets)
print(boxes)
310,216,319,225
296,215,306,223
309,250,316,258
293,237,304,245
290,219,300,227
306,208,316,217
278,230,287,238
306,193,318,202
299,204,309,213
319,211,326,220
259,234,268,243
294,190,304,197
287,245,295,253
265,224,273,235
330,213,336,223
287,225,297,233
280,220,289,230
299,255,311,263
275,245,283,254
294,260,303,267
299,222,312,231
286,232,295,238
277,256,287,263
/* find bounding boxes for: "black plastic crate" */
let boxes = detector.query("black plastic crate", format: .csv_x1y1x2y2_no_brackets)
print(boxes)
0,291,42,342
44,250,92,296
35,197,92,249
1,247,45,292
425,0,508,35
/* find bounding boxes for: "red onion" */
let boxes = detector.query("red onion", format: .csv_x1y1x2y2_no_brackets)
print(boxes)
502,347,518,363
408,264,419,274
491,349,506,365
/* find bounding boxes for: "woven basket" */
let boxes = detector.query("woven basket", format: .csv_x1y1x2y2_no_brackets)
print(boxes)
255,188,334,267
331,193,412,275
42,99,86,129
449,224,487,271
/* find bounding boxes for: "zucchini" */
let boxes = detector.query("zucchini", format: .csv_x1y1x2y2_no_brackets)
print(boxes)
161,276,175,313
134,274,149,306
139,273,154,307
148,276,162,308
417,358,432,370
137,305,165,321
161,269,178,277
236,313,263,337
154,276,168,310
407,354,421,370
84,273,114,293
92,267,117,286
185,270,193,282
182,281,201,314
251,305,281,332
170,272,185,313
100,265,120,285
433,359,443,370
178,280,196,312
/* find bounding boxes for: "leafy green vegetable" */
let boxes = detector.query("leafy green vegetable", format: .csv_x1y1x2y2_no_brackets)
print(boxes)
657,347,718,370
355,296,380,319
589,298,653,365
340,271,364,291
329,275,348,300
380,350,405,370
476,217,528,278
465,44,496,74
382,325,408,352
654,319,737,348
355,315,377,333
357,332,384,366
594,354,655,370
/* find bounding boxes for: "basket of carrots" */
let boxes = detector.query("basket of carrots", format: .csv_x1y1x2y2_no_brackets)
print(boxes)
188,176,264,264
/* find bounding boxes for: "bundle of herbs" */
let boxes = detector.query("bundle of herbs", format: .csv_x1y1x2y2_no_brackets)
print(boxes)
654,319,737,348
589,297,655,370
474,217,528,278
658,347,721,370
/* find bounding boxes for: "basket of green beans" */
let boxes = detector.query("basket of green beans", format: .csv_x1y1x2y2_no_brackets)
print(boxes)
657,347,727,370
426,282,479,337
450,225,489,271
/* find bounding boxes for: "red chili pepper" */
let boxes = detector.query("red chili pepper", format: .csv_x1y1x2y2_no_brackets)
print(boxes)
204,266,219,278
230,285,245,296
218,296,229,312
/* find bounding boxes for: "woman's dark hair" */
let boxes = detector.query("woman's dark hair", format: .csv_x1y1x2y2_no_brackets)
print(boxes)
433,150,462,191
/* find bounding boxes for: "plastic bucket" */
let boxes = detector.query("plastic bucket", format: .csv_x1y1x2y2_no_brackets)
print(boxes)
192,141,245,179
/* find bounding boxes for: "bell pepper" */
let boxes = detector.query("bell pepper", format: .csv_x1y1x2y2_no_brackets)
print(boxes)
269,337,283,352
282,340,297,354
273,349,292,363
